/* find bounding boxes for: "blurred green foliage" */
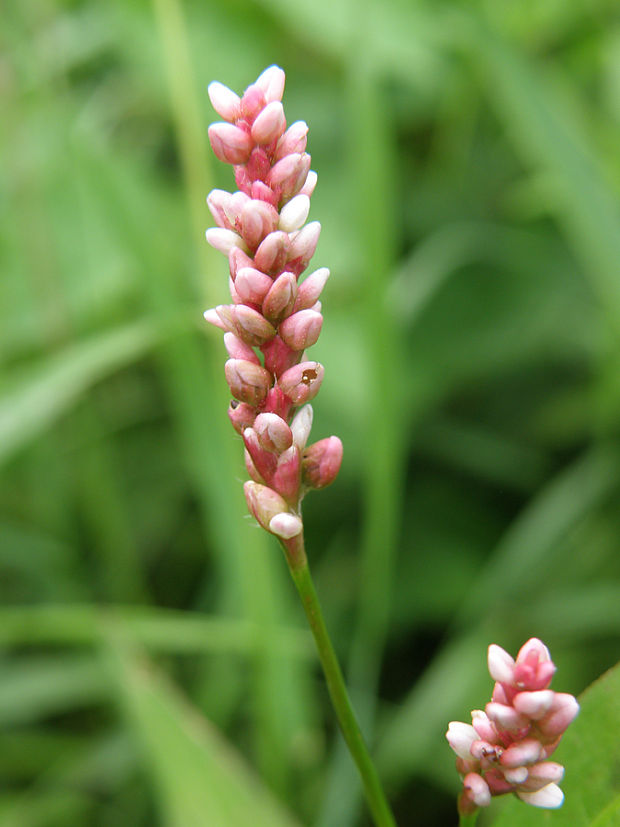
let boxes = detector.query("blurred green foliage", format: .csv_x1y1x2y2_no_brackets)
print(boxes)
1,0,620,825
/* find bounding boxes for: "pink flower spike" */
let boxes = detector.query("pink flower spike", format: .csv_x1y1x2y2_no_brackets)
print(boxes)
207,81,241,122
295,267,330,311
279,194,310,232
206,227,248,256
225,359,271,406
262,272,297,323
279,361,324,405
255,64,286,103
223,332,260,364
290,404,313,450
513,690,555,720
275,121,308,161
244,481,289,532
251,101,286,145
302,437,343,489
269,512,302,539
516,783,564,809
446,722,478,759
279,309,323,351
537,693,580,740
500,738,542,768
234,266,274,306
253,413,293,453
208,122,253,165
488,644,516,685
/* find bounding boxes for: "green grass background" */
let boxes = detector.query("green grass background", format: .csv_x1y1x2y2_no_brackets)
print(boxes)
2,0,620,825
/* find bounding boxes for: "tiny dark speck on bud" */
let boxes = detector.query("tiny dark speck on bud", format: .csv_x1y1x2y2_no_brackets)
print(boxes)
301,369,317,385
230,399,239,409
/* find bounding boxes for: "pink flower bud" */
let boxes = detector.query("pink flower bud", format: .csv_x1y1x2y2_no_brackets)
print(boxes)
207,189,234,229
239,199,279,249
250,180,278,206
275,121,308,161
254,65,286,103
485,702,529,733
513,638,556,690
223,332,260,364
286,221,321,275
500,738,542,768
269,512,303,539
244,448,264,483
279,194,310,232
234,267,274,305
279,309,323,351
290,404,313,449
208,122,253,165
228,401,257,434
294,267,330,311
262,272,297,323
446,722,478,760
243,428,277,481
228,247,255,279
488,644,516,685
251,101,286,145
512,690,555,720
471,710,500,744
279,361,324,404
203,307,227,331
225,359,271,406
254,231,290,275
230,305,276,346
462,773,491,809
302,437,343,489
240,83,266,121
205,227,248,256
253,413,293,453
516,783,564,808
537,693,580,740
244,481,288,531
271,445,301,501
299,170,317,197
261,335,299,377
262,385,292,420
268,153,312,202
519,762,564,792
207,81,241,122
244,146,271,183
502,767,528,785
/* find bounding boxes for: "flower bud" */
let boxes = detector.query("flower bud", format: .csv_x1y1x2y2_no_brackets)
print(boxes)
519,762,564,792
462,773,491,809
240,83,266,121
513,639,556,691
262,272,297,323
228,247,255,279
206,228,248,256
244,481,288,531
279,361,324,404
254,65,286,103
244,146,271,183
268,153,311,202
239,199,279,249
279,194,310,233
231,305,276,346
294,267,330,311
234,267,273,305
446,722,477,760
537,693,580,740
203,307,227,331
269,512,303,539
516,783,564,809
275,121,308,161
253,413,293,453
251,101,286,145
488,644,516,685
244,449,264,483
512,690,555,720
279,309,323,351
228,400,257,434
250,180,278,206
207,189,234,229
485,702,529,733
223,332,260,364
243,427,277,481
290,404,313,449
286,221,321,275
254,231,290,275
499,738,541,768
207,81,241,122
208,123,253,165
271,445,301,501
225,359,271,406
302,437,343,489
299,170,317,198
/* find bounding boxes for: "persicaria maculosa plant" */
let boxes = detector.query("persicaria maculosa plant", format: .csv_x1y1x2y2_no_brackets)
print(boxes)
203,65,579,827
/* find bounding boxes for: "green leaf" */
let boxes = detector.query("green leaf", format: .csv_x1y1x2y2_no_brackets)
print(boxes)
493,662,620,827
106,638,301,827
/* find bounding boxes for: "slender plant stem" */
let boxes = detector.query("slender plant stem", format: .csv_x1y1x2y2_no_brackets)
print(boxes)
459,812,480,827
280,534,397,827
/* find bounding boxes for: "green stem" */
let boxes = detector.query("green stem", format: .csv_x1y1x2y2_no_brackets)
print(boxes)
459,811,480,827
280,534,397,827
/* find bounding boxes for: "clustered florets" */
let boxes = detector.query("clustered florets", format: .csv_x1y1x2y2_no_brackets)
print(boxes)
446,638,580,815
204,66,342,540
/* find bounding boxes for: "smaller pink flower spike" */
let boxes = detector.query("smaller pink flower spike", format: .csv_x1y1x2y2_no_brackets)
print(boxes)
446,638,579,818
